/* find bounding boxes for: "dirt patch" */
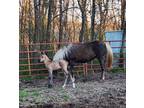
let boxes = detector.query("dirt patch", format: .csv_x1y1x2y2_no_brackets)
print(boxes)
20,72,126,108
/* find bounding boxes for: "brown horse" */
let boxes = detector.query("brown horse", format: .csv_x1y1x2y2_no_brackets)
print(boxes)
53,41,113,88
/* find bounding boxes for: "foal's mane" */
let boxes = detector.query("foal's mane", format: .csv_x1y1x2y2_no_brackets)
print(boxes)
46,55,52,61
42,53,52,62
49,57,52,61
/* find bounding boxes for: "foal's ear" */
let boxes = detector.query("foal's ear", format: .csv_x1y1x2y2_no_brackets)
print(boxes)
42,51,45,54
34,48,42,55
37,51,42,56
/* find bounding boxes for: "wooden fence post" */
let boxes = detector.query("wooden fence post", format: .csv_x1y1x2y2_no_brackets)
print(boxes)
23,33,31,76
83,63,88,77
27,45,31,75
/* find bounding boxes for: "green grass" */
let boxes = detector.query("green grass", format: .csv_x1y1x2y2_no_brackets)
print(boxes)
19,60,29,76
111,67,126,73
20,75,47,82
31,91,39,97
19,89,40,101
61,94,70,101
19,87,71,103
20,77,33,81
19,90,29,98
32,75,47,79
51,87,70,102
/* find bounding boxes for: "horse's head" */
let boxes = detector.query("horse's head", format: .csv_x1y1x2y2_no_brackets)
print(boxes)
40,54,46,62
40,52,51,62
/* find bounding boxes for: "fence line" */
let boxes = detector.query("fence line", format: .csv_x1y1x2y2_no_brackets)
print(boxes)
19,52,126,61
20,40,126,46
19,40,126,78
19,47,126,54
19,57,125,67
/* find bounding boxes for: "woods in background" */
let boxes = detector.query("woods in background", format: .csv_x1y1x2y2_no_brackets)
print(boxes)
19,0,126,76
19,0,126,44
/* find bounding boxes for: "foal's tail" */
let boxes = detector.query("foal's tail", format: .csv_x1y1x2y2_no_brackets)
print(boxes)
105,42,113,70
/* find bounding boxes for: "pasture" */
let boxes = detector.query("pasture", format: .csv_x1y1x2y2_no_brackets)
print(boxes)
20,72,126,108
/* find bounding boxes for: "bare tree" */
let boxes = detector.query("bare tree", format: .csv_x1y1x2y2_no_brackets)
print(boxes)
41,0,48,41
59,0,63,47
52,0,58,37
20,0,124,43
119,0,126,67
63,0,69,41
77,0,87,42
28,0,33,38
46,0,53,42
33,0,42,65
33,0,41,43
72,0,76,41
97,0,109,41
19,0,24,33
91,0,96,40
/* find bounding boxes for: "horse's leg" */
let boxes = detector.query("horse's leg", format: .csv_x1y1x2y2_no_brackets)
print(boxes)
69,65,75,88
69,73,75,88
98,56,106,80
62,71,69,88
60,61,69,88
63,65,75,88
48,69,53,88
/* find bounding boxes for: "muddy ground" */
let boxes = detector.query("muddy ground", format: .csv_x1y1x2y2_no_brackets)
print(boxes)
19,72,126,108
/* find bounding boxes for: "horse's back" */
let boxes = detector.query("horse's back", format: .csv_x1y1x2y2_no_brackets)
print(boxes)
66,41,102,63
53,40,107,63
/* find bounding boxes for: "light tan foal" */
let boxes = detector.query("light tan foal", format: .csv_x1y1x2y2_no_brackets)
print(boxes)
40,54,75,88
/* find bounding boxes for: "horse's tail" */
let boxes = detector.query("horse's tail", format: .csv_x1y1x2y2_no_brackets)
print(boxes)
105,42,113,70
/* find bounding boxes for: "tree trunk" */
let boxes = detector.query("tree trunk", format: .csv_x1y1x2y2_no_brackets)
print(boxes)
119,0,126,67
91,0,96,40
97,0,109,41
98,1,103,41
59,0,63,48
33,0,41,66
52,0,57,38
41,0,47,41
72,0,76,41
63,0,69,41
33,0,41,43
77,0,87,42
46,0,53,42
28,0,33,38
79,13,86,42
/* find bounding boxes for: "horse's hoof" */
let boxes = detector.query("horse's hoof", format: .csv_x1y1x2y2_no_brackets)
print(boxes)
101,76,105,80
73,85,76,88
98,79,105,83
82,78,88,82
62,85,66,88
48,84,53,88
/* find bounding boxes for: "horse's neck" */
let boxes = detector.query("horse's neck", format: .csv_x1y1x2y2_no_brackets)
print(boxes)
44,59,51,65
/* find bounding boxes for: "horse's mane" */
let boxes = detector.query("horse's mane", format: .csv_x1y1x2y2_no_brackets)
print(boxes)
49,57,52,61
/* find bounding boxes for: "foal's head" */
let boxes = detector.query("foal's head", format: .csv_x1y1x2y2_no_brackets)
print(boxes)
40,54,51,63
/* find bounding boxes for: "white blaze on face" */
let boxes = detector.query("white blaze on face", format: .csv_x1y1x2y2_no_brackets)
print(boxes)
53,44,73,61
40,55,44,62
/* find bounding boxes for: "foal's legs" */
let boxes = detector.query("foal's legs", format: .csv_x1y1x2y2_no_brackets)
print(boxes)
48,69,53,88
